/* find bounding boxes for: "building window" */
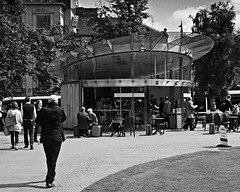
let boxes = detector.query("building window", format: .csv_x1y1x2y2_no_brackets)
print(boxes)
36,15,50,30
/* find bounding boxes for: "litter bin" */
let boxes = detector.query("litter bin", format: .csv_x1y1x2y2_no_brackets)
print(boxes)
74,125,80,137
145,124,152,135
209,123,215,134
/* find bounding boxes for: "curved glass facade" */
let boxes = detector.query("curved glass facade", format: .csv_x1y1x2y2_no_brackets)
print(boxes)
50,32,214,82
64,51,192,81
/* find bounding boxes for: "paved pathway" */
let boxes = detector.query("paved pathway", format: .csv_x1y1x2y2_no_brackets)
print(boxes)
0,126,240,192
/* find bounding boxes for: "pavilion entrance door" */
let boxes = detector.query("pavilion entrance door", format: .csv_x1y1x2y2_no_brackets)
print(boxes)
113,87,145,119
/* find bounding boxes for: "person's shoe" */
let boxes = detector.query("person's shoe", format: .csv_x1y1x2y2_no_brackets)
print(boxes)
24,145,28,148
10,146,14,149
30,145,34,150
15,145,18,150
46,182,55,188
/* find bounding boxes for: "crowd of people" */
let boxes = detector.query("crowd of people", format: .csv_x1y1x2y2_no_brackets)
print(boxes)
1,95,101,188
149,93,238,132
2,93,238,188
2,95,66,188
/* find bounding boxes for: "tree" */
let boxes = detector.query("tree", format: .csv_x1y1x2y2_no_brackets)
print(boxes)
26,22,81,94
0,1,61,97
0,0,34,99
190,1,236,107
26,28,57,92
50,22,81,55
87,0,152,42
229,31,240,89
29,23,81,93
0,1,82,98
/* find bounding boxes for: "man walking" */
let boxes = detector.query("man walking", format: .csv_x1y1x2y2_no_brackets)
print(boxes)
23,97,36,150
36,95,66,188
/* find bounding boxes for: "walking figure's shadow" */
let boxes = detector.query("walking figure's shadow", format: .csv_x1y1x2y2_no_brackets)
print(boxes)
0,180,46,190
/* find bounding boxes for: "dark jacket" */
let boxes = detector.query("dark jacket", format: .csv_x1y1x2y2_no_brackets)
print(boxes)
159,101,165,115
36,102,66,142
224,99,232,111
77,112,89,130
23,103,35,120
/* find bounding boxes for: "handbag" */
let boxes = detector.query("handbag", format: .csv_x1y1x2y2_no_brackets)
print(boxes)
5,115,18,127
3,125,10,136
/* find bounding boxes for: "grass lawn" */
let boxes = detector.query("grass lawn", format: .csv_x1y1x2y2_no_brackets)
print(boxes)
82,147,240,192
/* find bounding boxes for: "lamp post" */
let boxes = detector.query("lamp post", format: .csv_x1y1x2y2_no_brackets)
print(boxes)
145,27,152,78
127,3,135,118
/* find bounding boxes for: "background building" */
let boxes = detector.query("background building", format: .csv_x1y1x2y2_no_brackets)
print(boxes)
18,0,83,96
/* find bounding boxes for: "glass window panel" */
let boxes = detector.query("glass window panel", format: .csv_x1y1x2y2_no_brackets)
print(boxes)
37,15,50,30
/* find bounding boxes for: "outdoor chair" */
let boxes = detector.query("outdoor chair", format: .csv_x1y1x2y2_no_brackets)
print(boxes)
223,113,237,133
213,112,225,132
109,115,125,137
151,115,165,135
236,115,240,131
194,112,206,130
152,118,165,135
151,115,158,126
135,115,142,129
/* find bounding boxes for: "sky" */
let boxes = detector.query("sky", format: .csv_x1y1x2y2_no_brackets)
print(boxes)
79,0,240,32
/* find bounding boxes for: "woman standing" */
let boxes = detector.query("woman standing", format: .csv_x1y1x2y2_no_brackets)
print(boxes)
182,97,198,131
6,101,23,150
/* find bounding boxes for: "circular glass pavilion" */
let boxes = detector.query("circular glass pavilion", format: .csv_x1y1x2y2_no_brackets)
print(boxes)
49,31,214,129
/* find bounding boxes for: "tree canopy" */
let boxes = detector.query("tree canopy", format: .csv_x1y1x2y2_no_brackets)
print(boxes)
229,31,240,89
0,0,34,98
87,0,151,42
30,23,81,94
190,1,238,101
0,1,81,98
